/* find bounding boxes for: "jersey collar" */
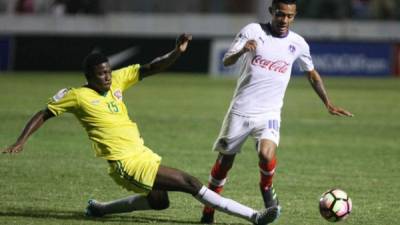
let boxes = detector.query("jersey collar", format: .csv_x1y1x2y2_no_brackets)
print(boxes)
263,22,289,38
83,85,109,97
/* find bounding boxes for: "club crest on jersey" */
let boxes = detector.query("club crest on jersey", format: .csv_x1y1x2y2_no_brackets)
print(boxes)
113,90,123,100
289,45,296,53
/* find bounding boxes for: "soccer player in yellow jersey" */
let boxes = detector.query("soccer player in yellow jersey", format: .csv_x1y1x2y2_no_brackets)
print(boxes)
2,34,279,225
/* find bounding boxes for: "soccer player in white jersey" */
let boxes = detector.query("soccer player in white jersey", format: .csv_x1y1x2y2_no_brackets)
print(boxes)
3,34,278,225
201,0,353,223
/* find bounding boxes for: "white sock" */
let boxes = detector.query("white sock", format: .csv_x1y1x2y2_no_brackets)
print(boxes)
98,194,151,215
195,186,257,222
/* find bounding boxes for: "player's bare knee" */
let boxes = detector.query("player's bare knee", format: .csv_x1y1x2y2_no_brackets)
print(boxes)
258,139,277,161
259,151,275,163
258,145,276,162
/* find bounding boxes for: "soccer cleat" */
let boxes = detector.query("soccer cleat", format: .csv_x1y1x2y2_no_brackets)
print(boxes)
200,208,215,224
253,205,281,225
261,185,279,209
85,199,105,217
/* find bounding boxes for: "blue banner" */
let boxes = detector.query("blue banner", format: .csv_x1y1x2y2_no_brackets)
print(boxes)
293,41,392,76
0,37,11,71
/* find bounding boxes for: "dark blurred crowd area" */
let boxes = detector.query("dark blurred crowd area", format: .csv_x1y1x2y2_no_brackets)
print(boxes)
1,0,399,20
298,0,400,20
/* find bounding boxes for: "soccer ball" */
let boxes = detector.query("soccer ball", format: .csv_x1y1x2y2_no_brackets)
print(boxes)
319,188,352,222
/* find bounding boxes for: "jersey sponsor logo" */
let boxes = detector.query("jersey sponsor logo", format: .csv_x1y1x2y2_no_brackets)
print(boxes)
251,55,289,73
51,88,69,102
113,90,123,100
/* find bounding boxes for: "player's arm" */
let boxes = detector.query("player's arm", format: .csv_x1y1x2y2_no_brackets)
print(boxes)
223,40,257,67
2,108,55,154
306,69,353,117
139,33,192,79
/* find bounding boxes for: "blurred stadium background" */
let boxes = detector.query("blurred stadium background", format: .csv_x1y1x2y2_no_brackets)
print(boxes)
1,1,400,225
0,0,399,76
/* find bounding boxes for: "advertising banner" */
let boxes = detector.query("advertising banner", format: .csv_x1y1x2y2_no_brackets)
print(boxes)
0,37,12,71
211,39,393,77
293,41,392,76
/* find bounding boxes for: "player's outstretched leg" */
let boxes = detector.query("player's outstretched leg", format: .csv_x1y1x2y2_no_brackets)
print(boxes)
85,199,105,217
155,165,265,224
197,186,280,225
85,191,169,217
201,153,235,224
87,164,266,224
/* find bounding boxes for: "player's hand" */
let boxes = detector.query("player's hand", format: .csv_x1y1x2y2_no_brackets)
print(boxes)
176,33,192,53
326,104,354,117
2,143,24,154
241,40,257,53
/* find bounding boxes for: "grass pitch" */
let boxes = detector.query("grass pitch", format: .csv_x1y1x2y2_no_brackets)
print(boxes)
0,72,399,225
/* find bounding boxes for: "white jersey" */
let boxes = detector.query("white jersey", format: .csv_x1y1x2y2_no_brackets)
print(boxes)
224,23,314,117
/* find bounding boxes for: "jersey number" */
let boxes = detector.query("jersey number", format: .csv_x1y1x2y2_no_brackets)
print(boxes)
107,102,119,113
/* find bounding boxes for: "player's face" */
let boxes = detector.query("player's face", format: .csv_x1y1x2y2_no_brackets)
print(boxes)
270,3,296,36
88,62,112,94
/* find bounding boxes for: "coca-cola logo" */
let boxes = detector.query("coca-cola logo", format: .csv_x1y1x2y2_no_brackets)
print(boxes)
251,55,289,74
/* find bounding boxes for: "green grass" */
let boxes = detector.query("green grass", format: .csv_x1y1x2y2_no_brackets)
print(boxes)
0,72,399,225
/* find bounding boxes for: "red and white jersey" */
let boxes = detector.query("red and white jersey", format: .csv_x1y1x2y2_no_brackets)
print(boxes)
224,23,314,116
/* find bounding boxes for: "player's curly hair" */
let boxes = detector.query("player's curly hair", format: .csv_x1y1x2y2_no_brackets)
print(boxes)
82,52,109,79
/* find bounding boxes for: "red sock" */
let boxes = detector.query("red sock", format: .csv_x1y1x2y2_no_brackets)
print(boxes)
203,159,231,214
259,157,277,191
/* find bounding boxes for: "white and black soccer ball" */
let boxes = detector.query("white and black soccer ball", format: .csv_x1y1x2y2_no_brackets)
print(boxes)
319,188,352,222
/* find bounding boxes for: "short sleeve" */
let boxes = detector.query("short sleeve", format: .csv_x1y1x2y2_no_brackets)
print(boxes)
47,88,79,116
112,64,141,91
223,23,255,61
297,41,315,72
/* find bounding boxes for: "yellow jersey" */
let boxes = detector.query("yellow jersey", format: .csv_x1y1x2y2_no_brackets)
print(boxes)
47,64,148,160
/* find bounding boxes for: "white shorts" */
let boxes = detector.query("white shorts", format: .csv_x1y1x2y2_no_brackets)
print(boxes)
213,112,281,155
